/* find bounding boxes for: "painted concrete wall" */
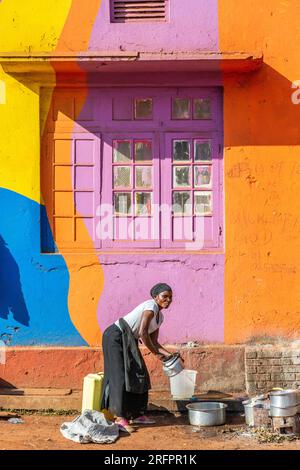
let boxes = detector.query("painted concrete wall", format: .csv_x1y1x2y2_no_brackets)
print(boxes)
0,0,299,346
89,0,219,52
219,0,300,343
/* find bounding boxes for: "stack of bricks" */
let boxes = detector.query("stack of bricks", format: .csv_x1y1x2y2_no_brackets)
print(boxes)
245,347,300,394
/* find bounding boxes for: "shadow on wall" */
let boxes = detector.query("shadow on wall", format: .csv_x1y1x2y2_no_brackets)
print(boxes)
223,63,300,147
0,378,17,389
0,235,30,327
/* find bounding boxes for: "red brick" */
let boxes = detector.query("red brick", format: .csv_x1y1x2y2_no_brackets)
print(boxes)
282,373,296,381
271,373,285,381
257,366,282,373
245,351,257,359
266,358,292,365
247,373,271,381
283,351,300,358
248,359,269,366
284,367,300,373
257,350,282,358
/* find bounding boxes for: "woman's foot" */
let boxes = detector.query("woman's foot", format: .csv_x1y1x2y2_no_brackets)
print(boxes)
115,417,135,433
130,415,156,425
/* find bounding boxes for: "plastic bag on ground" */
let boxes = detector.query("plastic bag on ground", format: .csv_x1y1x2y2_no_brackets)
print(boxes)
60,409,119,444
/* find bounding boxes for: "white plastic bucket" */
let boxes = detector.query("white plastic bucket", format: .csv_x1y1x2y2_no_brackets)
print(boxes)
170,369,197,399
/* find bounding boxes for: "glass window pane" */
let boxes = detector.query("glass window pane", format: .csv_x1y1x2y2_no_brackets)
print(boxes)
114,192,132,215
75,166,94,190
194,140,212,162
54,191,74,216
173,191,192,215
134,140,152,161
75,192,94,216
135,98,153,120
135,192,152,215
194,191,212,215
54,217,74,242
172,98,190,119
173,166,191,188
194,166,212,188
113,141,131,163
75,140,94,164
194,98,211,119
135,166,152,188
54,166,72,190
113,166,132,188
173,140,190,161
113,97,132,120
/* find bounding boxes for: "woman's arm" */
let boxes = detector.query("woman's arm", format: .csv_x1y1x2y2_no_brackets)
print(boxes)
138,310,169,360
150,329,173,358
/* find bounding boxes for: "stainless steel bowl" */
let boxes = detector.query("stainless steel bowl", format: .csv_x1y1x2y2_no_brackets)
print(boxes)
269,389,300,408
162,353,184,377
270,404,300,417
186,402,227,427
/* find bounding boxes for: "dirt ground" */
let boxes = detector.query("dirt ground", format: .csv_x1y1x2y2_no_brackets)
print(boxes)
1,412,300,450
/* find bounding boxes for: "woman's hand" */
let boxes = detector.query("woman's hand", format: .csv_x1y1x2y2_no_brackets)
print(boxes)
175,351,185,363
157,352,171,362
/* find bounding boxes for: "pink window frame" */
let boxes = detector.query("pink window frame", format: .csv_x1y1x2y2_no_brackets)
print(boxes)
45,87,223,253
47,132,101,250
101,133,161,249
161,132,221,249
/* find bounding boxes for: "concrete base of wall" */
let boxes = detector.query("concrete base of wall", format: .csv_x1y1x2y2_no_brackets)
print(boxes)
0,345,246,393
0,345,246,411
2,345,300,411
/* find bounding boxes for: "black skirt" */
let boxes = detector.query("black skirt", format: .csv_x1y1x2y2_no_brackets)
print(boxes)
101,324,149,419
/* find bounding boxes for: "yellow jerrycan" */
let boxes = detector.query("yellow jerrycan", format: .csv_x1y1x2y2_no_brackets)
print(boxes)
81,372,114,421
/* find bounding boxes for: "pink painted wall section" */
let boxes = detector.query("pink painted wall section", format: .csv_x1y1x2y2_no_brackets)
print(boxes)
98,254,224,343
40,2,223,346
48,82,225,344
89,0,219,52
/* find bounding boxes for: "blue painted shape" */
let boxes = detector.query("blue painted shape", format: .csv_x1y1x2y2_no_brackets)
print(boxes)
0,188,87,346
0,234,30,327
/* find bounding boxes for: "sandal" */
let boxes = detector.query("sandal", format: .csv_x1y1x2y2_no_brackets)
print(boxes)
130,415,156,425
115,418,135,433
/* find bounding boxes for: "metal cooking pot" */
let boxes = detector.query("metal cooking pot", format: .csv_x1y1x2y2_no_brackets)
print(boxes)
162,353,184,377
186,402,227,427
243,400,255,426
269,389,300,408
243,400,270,426
243,400,263,427
269,404,300,417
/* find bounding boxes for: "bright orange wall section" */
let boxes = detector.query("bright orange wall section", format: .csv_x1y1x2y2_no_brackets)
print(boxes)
219,0,300,343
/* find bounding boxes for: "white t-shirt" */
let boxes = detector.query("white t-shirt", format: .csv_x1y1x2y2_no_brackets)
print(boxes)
115,299,164,339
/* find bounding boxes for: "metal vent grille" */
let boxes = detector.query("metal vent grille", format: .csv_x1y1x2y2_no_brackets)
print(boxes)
111,0,167,23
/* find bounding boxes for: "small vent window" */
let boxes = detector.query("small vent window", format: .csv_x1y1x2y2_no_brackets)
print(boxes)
111,0,167,23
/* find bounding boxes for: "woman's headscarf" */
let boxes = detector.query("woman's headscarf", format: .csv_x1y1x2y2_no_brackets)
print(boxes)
150,283,172,298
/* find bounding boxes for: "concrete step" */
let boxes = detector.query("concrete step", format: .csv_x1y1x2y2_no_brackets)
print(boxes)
0,388,72,396
0,388,82,411
0,388,247,413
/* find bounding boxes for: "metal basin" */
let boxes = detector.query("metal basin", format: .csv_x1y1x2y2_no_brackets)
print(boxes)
162,353,184,377
186,402,227,427
269,389,300,408
270,404,300,417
